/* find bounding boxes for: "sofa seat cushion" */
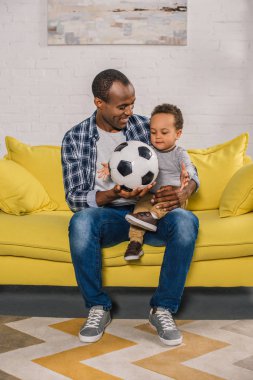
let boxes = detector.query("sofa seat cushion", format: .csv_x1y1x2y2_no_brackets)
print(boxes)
0,211,73,262
193,210,253,261
0,210,253,266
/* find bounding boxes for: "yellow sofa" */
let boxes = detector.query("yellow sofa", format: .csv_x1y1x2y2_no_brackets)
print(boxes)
0,134,253,288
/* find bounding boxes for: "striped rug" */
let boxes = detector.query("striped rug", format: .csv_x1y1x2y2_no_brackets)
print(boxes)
0,316,252,379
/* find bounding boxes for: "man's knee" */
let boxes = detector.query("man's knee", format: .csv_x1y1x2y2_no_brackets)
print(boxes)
68,208,103,259
69,208,101,236
164,208,199,244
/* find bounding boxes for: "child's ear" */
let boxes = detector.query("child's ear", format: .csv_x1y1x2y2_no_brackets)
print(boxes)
176,129,183,139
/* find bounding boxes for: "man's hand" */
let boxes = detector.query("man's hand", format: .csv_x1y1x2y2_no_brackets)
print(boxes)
151,180,196,212
96,182,156,206
113,182,156,199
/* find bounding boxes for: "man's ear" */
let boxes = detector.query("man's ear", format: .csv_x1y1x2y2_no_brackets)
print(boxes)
176,129,183,140
94,97,103,109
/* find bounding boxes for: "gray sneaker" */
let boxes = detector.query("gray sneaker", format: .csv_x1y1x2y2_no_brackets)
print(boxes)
79,305,111,343
149,307,183,346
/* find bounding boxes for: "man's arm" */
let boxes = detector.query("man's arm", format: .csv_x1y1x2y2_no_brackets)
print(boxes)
61,131,92,212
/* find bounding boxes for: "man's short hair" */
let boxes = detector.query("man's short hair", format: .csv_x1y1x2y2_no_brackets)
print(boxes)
151,104,184,130
92,69,131,102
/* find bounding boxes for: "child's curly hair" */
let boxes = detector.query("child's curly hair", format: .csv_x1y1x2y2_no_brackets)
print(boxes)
151,104,184,130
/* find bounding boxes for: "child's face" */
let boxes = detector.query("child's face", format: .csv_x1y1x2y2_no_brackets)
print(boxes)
150,113,182,151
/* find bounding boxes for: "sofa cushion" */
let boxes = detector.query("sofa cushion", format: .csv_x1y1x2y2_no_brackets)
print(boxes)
0,211,72,262
219,163,253,217
5,134,249,213
0,210,252,266
187,133,248,211
0,159,57,215
193,209,253,261
244,155,252,165
5,136,69,211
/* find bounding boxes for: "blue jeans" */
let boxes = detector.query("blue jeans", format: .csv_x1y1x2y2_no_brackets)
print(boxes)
68,205,199,314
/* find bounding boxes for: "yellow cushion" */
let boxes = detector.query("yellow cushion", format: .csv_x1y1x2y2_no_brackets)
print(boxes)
1,209,253,265
219,163,253,217
0,160,57,215
4,134,250,212
244,155,252,165
5,136,69,210
187,133,248,210
1,256,253,287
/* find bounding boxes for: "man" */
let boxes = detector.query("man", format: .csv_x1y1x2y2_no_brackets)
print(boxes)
61,69,199,346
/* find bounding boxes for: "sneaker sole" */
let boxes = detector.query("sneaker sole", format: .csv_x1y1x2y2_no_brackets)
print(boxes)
149,321,183,346
79,319,111,343
124,250,144,261
125,215,157,232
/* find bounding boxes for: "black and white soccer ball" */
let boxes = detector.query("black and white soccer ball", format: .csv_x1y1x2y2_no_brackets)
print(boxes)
109,141,159,191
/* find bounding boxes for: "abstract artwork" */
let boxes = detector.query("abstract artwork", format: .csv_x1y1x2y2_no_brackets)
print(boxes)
48,1,187,45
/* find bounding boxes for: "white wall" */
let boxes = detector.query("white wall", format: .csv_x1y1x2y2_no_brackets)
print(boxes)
0,0,253,156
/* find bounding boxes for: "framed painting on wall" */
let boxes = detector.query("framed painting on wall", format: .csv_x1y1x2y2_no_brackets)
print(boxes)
48,1,187,45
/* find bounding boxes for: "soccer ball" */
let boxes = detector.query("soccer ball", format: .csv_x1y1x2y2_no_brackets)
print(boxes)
109,141,159,191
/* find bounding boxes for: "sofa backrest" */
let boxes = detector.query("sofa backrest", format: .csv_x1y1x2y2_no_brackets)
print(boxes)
3,133,251,212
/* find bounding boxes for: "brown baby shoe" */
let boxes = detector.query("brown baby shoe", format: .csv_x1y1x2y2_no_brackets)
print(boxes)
124,241,144,261
125,212,157,231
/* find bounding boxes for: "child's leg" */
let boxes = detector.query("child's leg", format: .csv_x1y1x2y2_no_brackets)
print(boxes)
128,194,153,244
126,225,145,261
126,193,158,232
125,193,154,261
129,224,145,244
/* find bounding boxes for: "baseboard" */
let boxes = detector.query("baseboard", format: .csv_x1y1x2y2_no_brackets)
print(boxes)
0,285,253,319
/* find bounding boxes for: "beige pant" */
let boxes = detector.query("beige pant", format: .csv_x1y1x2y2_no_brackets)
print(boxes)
129,193,187,244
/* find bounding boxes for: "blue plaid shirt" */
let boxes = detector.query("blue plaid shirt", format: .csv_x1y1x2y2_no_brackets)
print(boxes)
61,111,200,212
61,111,151,212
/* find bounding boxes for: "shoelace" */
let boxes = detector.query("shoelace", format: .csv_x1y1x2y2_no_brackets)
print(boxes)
156,310,177,330
84,308,104,329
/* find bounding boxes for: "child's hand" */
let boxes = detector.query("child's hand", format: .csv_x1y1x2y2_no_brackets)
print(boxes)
179,162,190,191
97,162,110,181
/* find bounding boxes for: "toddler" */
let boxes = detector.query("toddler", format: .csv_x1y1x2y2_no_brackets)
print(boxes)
123,103,197,260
